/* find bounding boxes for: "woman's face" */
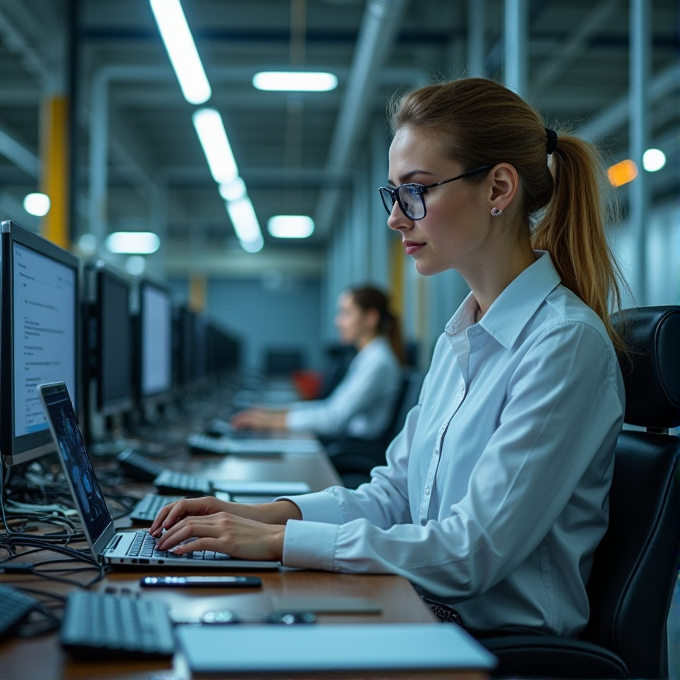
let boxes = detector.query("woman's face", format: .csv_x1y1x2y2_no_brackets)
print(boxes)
334,293,375,346
386,126,491,277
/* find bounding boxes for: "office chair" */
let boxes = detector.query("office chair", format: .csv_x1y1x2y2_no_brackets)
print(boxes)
327,367,424,488
481,305,680,679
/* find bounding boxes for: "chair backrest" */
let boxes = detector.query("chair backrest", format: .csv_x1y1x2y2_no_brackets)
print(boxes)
385,368,424,443
581,306,680,679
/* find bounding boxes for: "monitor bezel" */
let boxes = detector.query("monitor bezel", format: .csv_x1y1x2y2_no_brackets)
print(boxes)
94,263,134,417
137,278,174,405
1,220,81,466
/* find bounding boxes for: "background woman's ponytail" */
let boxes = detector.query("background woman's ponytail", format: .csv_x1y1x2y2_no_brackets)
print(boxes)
349,286,405,364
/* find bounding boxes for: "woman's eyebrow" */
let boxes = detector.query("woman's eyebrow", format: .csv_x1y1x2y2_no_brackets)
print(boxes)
387,170,436,186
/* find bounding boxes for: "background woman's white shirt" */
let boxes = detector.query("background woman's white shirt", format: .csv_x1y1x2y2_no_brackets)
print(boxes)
285,336,401,439
280,252,625,637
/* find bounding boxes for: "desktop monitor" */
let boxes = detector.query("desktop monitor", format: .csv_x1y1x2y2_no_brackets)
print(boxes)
138,280,173,403
177,305,196,387
1,220,79,466
88,263,133,416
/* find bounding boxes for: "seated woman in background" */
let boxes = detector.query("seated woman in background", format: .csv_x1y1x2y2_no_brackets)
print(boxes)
230,285,404,442
152,78,628,638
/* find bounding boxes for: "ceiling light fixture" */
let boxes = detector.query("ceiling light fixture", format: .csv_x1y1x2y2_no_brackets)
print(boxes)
106,231,161,254
23,192,50,217
219,177,247,202
252,71,338,92
192,108,239,184
267,215,315,238
226,198,264,253
607,159,638,187
642,148,666,172
149,0,211,105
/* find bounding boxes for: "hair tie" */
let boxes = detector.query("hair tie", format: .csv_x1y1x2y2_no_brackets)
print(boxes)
545,127,558,155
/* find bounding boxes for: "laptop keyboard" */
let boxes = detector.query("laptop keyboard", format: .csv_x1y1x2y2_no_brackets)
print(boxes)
153,469,212,495
127,531,232,561
60,590,174,659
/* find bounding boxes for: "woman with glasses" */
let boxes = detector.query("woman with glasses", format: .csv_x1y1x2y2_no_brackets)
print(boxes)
151,78,628,638
230,285,403,443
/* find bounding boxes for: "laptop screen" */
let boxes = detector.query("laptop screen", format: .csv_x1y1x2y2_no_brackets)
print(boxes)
40,383,113,546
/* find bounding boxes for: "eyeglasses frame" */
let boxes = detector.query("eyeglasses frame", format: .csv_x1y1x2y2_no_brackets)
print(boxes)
379,164,494,220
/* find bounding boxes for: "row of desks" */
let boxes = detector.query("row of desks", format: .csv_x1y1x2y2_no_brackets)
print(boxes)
0,419,487,679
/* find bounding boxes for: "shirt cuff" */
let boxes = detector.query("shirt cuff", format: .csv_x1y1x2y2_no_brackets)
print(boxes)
283,519,338,571
277,490,345,524
285,406,315,432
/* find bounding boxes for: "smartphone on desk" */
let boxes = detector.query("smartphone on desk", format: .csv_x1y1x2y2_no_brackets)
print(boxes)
140,575,262,588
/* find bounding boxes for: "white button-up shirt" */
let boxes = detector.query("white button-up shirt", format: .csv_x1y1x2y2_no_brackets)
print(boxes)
286,336,401,440
282,252,625,636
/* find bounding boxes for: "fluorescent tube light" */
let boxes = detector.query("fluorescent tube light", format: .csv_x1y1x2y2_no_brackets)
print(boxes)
149,0,211,105
106,231,161,254
23,192,50,217
219,177,246,201
267,215,315,238
642,148,666,172
192,108,239,184
252,71,338,92
226,198,264,253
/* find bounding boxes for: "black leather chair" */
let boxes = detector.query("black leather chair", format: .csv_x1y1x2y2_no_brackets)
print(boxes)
327,367,424,488
481,306,680,678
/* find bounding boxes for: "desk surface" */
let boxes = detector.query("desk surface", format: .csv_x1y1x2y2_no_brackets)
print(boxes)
0,420,486,679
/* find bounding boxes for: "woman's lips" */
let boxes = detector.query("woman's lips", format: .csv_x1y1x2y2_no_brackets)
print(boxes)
403,240,425,255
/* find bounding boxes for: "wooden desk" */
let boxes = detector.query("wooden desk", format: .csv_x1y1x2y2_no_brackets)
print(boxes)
0,447,487,679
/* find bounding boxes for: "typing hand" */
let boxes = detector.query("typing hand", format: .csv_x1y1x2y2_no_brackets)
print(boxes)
230,408,287,430
154,512,286,562
149,496,231,537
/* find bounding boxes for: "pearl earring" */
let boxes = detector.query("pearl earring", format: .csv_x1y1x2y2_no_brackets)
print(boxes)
490,207,503,217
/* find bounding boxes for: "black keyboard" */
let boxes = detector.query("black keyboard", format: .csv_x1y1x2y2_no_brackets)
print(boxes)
130,494,183,522
61,590,174,659
153,469,213,495
0,584,39,640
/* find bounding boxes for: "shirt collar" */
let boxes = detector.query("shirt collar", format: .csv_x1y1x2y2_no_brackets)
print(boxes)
445,251,562,350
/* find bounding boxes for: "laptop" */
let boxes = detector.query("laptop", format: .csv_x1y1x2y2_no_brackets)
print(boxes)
38,382,280,571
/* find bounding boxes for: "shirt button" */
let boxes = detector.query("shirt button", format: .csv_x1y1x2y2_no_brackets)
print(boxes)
446,327,454,336
459,385,465,393
425,485,430,495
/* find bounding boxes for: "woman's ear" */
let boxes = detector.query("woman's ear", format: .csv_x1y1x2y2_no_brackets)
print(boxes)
488,163,520,212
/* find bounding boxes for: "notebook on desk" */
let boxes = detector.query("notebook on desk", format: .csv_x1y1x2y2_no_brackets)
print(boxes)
38,382,280,571
177,624,497,674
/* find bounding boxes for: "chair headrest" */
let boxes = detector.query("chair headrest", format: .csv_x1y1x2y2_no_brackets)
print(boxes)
611,306,680,429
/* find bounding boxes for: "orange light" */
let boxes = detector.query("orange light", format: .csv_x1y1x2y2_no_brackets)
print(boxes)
607,159,638,187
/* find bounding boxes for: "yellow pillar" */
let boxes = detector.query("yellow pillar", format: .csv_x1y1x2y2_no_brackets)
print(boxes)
40,96,70,249
189,273,207,312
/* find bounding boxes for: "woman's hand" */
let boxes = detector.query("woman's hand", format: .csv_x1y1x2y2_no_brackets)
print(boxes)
154,512,286,562
149,497,303,537
230,408,287,430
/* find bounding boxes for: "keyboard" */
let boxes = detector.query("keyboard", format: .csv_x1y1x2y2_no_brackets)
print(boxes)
61,590,174,659
153,469,213,495
0,584,38,640
127,530,233,562
187,433,235,455
129,494,183,522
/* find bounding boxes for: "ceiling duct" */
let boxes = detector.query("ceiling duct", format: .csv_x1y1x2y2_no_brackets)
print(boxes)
314,0,409,235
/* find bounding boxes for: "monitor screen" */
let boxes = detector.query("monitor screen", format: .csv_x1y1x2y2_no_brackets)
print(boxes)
97,267,133,415
2,221,79,466
140,281,172,398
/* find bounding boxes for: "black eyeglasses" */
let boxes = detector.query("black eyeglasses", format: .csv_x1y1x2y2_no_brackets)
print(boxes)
379,165,494,220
